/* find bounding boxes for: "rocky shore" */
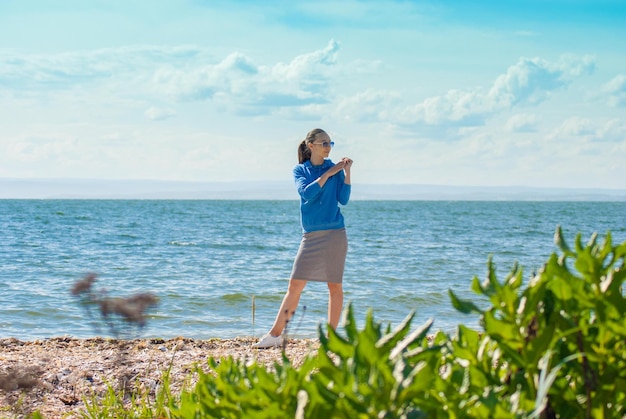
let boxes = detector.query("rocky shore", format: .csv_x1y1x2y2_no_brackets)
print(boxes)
0,336,319,418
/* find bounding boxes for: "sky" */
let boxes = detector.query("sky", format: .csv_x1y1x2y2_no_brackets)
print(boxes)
1,0,625,191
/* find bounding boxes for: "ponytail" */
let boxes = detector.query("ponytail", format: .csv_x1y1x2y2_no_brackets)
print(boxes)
298,140,311,164
297,128,326,164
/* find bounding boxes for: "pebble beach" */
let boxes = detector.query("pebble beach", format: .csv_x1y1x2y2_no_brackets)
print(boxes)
0,336,319,418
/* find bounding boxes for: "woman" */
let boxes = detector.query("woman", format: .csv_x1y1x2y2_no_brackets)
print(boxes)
254,128,353,348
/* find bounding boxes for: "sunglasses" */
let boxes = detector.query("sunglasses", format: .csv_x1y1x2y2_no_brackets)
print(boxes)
312,141,335,148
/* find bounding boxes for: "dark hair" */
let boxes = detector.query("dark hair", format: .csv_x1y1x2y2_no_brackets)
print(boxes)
298,128,327,164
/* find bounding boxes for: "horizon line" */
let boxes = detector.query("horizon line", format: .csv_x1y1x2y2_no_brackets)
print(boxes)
1,178,625,201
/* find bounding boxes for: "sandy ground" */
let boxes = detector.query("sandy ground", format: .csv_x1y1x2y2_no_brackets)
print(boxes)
0,336,319,418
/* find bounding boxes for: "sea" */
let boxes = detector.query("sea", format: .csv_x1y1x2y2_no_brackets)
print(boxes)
1,200,625,341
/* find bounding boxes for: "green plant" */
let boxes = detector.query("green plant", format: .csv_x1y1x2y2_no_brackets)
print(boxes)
185,355,309,418
307,306,439,418
450,226,626,417
170,305,440,418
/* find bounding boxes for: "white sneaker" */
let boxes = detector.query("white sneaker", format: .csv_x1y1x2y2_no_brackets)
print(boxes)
253,333,283,348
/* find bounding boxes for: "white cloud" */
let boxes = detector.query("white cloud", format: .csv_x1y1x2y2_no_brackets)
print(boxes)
1,44,599,135
556,117,595,137
548,117,626,142
151,53,253,101
393,88,486,127
335,89,401,122
386,55,596,130
597,118,626,142
603,74,626,107
0,40,347,120
558,54,596,77
487,55,594,108
149,40,340,113
144,106,177,121
487,57,564,108
247,39,341,111
0,46,203,93
216,52,258,75
505,114,539,132
271,39,339,81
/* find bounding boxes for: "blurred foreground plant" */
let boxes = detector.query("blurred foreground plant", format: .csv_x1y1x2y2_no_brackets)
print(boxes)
71,273,159,338
68,273,163,416
449,226,626,417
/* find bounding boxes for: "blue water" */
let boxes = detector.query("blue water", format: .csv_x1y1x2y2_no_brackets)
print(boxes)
1,200,625,341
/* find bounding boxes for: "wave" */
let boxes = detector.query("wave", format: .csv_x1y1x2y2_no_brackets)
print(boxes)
169,241,197,246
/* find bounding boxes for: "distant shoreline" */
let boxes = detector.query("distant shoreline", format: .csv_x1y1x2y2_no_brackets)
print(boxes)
1,178,625,201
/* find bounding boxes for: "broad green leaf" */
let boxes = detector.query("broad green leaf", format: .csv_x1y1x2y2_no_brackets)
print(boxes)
483,310,520,344
554,225,574,256
547,276,573,301
342,302,359,340
505,263,524,289
484,256,501,297
471,275,485,295
376,310,415,350
389,318,433,359
324,324,355,359
449,289,483,314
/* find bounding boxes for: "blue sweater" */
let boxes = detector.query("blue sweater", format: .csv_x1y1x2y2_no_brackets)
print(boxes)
293,159,351,233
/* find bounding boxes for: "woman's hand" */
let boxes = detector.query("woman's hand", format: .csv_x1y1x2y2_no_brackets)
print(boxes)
340,157,352,185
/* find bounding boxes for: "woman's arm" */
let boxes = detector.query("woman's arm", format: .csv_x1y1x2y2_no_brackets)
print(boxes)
317,160,345,188
295,160,350,200
294,168,322,200
295,163,343,200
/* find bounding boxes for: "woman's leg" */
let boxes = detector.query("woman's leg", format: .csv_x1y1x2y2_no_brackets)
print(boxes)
327,282,343,330
268,279,307,336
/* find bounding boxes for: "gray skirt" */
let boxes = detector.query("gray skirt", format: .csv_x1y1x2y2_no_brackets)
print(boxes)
290,228,348,283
